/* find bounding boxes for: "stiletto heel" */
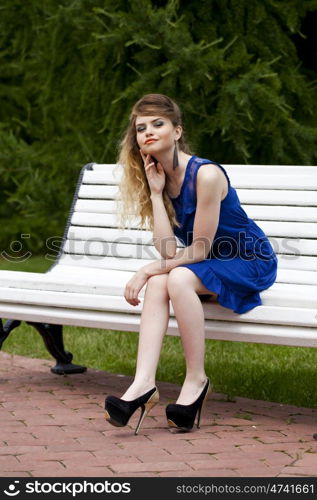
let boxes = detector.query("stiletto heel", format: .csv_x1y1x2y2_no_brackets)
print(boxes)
166,378,211,431
134,390,159,435
105,387,159,435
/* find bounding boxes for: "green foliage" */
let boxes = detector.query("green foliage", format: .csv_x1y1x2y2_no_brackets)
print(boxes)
1,0,317,252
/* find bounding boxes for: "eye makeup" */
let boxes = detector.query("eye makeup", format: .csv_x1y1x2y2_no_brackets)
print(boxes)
136,118,165,132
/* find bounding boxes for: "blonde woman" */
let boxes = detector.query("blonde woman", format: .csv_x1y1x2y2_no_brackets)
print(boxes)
105,94,277,434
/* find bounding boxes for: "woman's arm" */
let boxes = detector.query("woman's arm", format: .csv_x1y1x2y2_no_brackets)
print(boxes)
124,164,223,306
151,192,177,259
144,165,223,276
141,151,177,259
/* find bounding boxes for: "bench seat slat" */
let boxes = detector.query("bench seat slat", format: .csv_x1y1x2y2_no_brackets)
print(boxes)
0,302,315,347
1,270,316,309
0,287,316,328
52,263,317,285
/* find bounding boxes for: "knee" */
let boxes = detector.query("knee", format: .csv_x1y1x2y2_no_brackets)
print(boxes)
145,274,169,300
167,267,192,297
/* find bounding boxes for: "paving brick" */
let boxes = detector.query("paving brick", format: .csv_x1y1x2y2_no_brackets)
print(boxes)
161,468,240,477
17,451,94,464
55,467,114,477
110,461,192,473
236,467,283,477
1,351,317,478
0,472,30,477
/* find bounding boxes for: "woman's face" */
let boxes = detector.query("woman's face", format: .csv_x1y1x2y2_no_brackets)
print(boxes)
135,115,181,155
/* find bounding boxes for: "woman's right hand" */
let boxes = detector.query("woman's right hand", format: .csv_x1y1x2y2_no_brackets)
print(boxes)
140,150,166,195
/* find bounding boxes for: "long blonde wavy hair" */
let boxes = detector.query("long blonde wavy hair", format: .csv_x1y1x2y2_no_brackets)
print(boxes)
117,94,191,231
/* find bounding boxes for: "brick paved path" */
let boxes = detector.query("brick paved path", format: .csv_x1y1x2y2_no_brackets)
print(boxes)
0,351,316,478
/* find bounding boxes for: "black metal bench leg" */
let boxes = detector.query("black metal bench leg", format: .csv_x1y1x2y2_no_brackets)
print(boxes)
0,319,22,349
0,318,86,375
26,322,87,375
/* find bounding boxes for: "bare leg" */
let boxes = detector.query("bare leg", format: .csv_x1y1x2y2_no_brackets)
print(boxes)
121,274,170,401
167,267,217,405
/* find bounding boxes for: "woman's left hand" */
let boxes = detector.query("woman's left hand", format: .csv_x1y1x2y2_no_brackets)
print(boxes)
124,269,149,306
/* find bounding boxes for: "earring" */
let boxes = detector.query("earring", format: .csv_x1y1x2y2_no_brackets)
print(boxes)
173,140,179,170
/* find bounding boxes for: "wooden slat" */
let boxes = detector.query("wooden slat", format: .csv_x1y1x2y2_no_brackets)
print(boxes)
225,164,317,174
67,225,153,245
268,237,317,256
51,261,317,286
67,225,317,258
78,184,317,206
277,255,317,271
0,302,316,347
2,269,317,310
0,287,316,327
74,199,116,213
56,254,148,271
63,240,161,259
55,253,317,274
242,205,317,222
70,213,142,230
254,220,317,238
276,268,317,285
63,237,316,258
78,185,118,199
74,199,317,222
90,163,317,180
237,189,317,206
70,212,316,240
83,169,317,190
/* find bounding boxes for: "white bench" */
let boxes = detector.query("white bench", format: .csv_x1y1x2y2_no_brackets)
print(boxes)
0,162,316,374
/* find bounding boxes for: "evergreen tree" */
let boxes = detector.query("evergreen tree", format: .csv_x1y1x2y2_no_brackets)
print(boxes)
0,0,316,253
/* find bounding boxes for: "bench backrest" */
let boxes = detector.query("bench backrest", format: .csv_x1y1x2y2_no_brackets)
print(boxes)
54,163,317,276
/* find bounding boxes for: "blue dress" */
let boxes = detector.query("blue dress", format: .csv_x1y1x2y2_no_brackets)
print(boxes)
170,155,278,314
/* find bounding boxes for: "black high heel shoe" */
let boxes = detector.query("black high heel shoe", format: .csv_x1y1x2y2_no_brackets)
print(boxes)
165,378,211,431
104,387,159,435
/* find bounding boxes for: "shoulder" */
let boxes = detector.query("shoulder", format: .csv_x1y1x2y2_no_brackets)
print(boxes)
196,163,223,191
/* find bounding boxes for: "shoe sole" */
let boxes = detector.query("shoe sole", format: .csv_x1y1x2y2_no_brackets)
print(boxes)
167,382,212,431
104,411,125,427
167,418,192,431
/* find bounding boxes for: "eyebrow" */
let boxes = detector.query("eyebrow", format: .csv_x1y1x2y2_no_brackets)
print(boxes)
135,117,163,126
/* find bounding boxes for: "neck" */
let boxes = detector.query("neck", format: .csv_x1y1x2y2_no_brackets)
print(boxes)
154,150,192,182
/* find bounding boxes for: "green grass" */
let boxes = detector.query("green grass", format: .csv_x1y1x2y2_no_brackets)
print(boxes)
1,256,317,409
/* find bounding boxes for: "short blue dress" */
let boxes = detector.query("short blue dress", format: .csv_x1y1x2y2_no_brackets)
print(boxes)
170,155,278,314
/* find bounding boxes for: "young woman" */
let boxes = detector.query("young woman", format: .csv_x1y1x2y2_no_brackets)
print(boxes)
104,94,277,434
